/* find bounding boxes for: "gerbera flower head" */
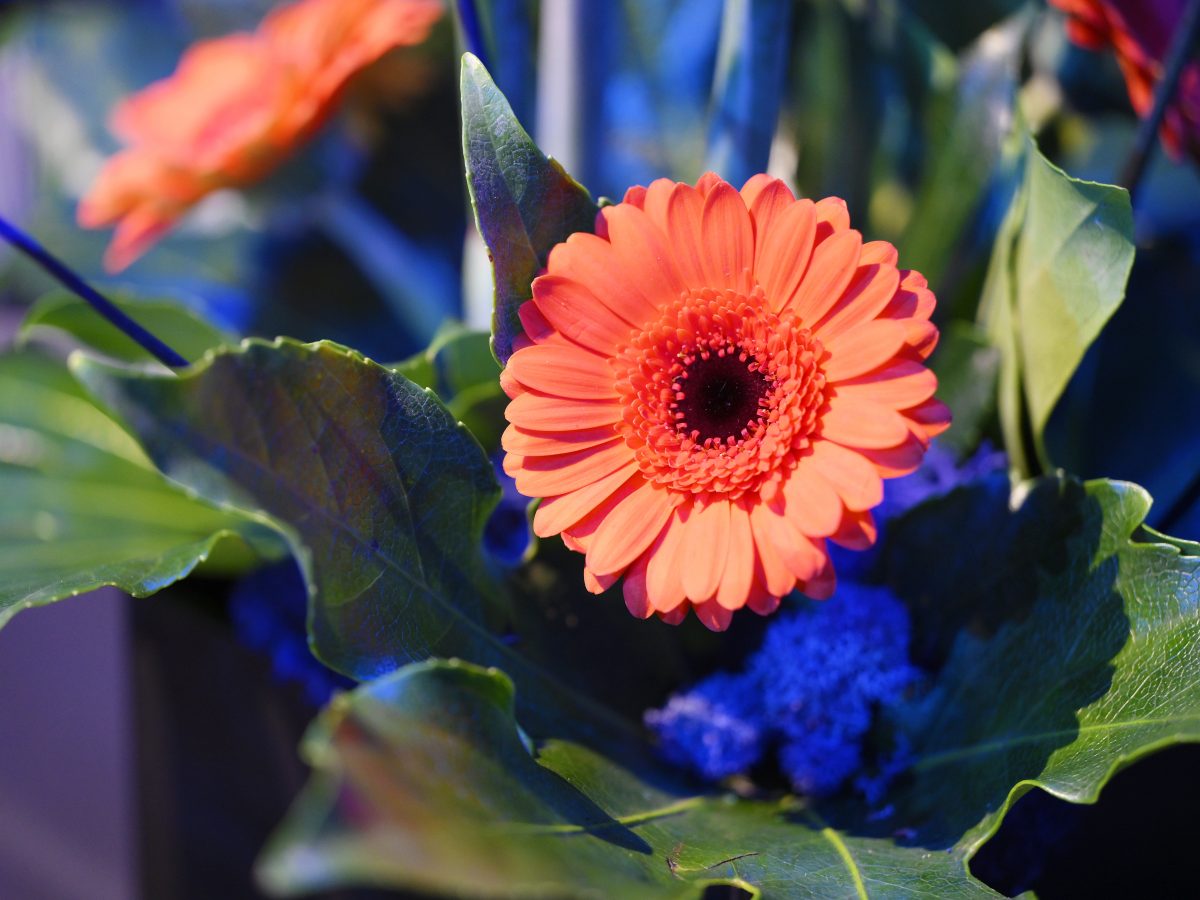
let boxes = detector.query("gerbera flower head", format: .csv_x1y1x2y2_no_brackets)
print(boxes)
501,173,950,630
1050,0,1200,162
77,0,443,271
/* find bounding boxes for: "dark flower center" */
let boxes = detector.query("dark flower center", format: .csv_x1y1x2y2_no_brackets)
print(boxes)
674,351,772,443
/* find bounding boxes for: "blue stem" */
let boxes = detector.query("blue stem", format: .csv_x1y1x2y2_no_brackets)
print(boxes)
455,0,492,72
0,215,189,368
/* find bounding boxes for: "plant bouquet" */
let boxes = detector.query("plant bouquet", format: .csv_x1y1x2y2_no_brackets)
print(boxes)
2,0,1199,897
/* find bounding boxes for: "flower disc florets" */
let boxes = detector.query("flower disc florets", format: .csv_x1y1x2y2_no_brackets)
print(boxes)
612,287,828,501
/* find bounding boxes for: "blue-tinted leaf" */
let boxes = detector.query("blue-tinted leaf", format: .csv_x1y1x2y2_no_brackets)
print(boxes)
259,659,1002,898
460,53,598,364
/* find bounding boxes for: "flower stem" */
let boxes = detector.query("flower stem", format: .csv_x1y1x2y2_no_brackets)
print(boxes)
1118,0,1200,199
0,215,189,368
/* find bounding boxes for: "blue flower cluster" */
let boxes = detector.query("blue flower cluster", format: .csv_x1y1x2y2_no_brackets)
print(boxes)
646,441,1007,795
645,585,917,795
229,561,354,707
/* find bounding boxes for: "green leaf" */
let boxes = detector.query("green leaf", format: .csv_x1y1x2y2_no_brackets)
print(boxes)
869,476,1200,858
71,339,638,749
460,53,599,365
929,322,1000,458
391,323,505,450
259,659,1002,899
0,351,273,628
978,137,1135,475
18,289,234,364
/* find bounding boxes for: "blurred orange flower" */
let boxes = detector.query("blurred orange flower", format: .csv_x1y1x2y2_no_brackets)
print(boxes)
501,173,949,631
78,0,443,271
1051,0,1200,162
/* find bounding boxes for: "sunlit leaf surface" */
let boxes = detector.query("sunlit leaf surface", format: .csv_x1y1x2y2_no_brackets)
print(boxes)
0,352,272,627
258,660,1002,899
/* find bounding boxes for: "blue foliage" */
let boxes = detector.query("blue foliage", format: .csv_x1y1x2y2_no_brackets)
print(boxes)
752,587,918,795
229,561,354,707
646,585,918,796
643,673,764,780
483,453,533,567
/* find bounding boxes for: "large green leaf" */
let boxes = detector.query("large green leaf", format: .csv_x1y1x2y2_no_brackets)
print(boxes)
391,322,505,450
460,53,598,365
18,289,234,364
259,659,1001,899
0,351,273,628
867,476,1200,856
978,138,1134,475
71,339,640,749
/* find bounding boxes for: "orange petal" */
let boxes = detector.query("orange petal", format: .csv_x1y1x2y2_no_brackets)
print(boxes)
858,434,927,478
833,360,937,410
505,390,623,431
513,439,631,497
532,463,640,537
829,508,877,550
532,274,633,355
881,269,935,322
502,423,619,457
820,397,912,449
505,343,617,400
586,484,675,576
808,441,884,512
749,504,798,596
787,229,863,325
681,498,731,602
905,320,940,359
658,601,691,625
693,600,735,632
695,172,723,196
801,554,837,600
822,319,909,381
742,174,795,232
646,510,690,613
700,182,755,291
905,398,952,440
666,183,712,289
754,199,817,313
814,196,850,238
517,300,556,343
715,501,756,610
812,246,902,341
778,461,844,537
754,499,826,581
584,567,620,594
746,578,781,616
600,204,687,307
640,177,678,232
622,184,647,207
104,209,180,272
547,232,659,326
622,553,655,618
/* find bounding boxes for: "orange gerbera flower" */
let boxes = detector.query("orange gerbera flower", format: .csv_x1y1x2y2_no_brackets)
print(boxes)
500,174,950,631
78,0,443,271
1050,0,1200,161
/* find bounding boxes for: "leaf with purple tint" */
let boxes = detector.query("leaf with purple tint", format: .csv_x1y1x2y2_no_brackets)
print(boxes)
460,53,598,364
